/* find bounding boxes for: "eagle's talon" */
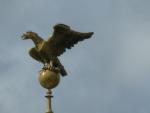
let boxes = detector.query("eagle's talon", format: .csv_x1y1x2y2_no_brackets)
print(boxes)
49,66,60,73
42,66,47,70
42,64,49,70
49,66,54,71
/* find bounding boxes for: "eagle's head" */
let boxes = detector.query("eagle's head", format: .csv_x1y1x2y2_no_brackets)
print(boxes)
21,31,38,40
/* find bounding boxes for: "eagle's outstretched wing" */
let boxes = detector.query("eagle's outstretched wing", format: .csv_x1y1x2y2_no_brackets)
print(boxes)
47,24,94,56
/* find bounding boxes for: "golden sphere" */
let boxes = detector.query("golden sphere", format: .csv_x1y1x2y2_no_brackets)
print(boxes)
39,69,60,89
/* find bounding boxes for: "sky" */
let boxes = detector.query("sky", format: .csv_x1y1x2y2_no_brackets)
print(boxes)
0,0,150,113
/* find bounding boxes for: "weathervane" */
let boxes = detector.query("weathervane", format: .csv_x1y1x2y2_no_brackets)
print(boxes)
22,23,93,113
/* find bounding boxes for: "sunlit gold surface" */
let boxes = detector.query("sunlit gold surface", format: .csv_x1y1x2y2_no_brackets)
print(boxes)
39,69,60,89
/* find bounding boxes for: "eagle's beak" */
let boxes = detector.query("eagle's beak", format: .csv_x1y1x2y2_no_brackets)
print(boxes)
21,33,27,40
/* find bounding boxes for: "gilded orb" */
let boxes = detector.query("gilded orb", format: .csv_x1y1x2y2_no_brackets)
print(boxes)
39,69,60,89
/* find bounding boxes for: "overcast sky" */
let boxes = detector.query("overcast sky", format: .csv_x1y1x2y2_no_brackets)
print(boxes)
0,0,150,113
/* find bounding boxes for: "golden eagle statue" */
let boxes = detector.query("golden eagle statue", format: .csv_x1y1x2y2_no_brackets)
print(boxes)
22,24,93,76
